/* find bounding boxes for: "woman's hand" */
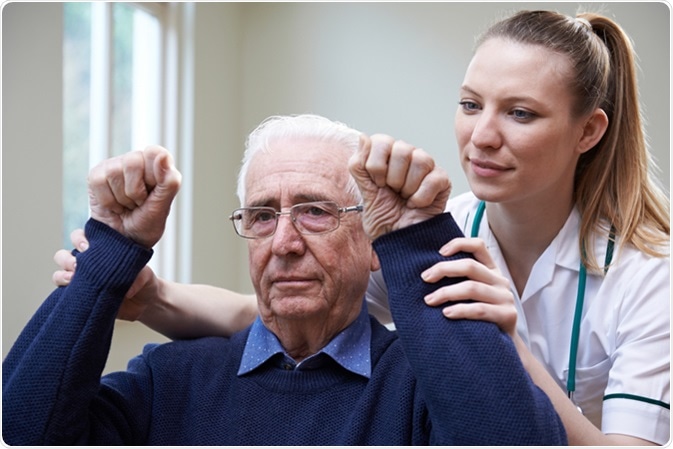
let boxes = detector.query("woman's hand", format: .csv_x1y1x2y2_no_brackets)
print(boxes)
421,236,518,337
53,229,258,339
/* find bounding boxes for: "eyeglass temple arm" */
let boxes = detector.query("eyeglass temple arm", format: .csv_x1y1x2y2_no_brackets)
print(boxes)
341,205,364,213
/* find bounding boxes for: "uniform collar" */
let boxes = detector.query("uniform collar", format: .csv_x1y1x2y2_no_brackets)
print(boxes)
555,207,582,272
478,205,583,300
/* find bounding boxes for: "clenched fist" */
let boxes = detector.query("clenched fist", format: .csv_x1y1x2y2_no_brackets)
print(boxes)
349,134,451,240
87,145,181,248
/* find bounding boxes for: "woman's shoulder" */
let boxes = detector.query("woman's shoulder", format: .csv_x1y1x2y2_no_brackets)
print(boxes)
600,233,670,306
598,219,670,270
609,239,670,274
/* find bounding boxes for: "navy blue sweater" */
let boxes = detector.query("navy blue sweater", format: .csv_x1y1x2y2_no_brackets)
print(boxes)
3,214,566,445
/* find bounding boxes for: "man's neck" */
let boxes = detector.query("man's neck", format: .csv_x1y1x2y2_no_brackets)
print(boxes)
262,307,362,362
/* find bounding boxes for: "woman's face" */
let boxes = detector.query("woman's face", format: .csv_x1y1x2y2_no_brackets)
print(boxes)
455,38,589,207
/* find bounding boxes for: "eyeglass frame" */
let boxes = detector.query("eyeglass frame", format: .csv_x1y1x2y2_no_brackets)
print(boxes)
229,201,364,239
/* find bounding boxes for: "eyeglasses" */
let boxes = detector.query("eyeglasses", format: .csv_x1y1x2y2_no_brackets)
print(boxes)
229,201,363,239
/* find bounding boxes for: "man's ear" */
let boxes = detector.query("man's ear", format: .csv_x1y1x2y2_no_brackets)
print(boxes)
370,247,381,272
578,108,609,154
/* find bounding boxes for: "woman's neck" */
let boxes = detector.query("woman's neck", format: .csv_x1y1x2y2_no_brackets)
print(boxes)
486,197,574,296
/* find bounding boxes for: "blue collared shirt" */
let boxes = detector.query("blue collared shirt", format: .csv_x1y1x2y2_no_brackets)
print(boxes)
238,303,372,378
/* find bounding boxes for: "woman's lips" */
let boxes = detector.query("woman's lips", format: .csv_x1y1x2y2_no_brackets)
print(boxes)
470,159,511,177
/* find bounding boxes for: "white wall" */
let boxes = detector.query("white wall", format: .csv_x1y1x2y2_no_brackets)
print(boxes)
3,2,670,373
237,2,670,195
2,2,64,361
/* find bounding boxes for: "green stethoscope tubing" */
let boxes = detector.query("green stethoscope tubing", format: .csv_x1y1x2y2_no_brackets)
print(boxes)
471,200,615,409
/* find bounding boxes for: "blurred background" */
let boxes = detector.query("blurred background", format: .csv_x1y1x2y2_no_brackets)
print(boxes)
3,2,670,372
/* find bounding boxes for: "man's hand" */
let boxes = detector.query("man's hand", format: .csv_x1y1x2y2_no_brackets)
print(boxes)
349,134,451,240
87,146,181,248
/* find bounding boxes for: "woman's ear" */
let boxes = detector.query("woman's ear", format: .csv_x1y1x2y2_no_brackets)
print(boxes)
578,108,609,154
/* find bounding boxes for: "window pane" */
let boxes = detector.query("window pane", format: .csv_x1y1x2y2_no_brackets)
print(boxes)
111,4,161,156
63,2,92,248
63,3,162,249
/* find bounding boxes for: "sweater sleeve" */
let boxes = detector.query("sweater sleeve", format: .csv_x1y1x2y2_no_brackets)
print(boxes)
373,213,567,445
2,219,153,446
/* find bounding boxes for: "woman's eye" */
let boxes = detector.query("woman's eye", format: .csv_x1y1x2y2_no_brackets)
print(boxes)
511,109,536,121
459,100,480,112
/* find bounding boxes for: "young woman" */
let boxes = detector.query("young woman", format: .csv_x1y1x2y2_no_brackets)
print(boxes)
54,9,669,446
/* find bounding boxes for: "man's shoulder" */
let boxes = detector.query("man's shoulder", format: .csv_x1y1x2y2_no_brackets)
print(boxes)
142,330,250,368
369,316,407,365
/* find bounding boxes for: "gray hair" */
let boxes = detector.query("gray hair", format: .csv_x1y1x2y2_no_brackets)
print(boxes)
236,114,363,206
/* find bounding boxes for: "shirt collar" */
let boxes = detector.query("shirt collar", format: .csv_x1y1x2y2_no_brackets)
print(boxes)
555,206,582,271
477,204,580,300
238,302,372,378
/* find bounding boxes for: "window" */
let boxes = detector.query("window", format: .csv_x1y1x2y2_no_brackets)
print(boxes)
63,2,185,281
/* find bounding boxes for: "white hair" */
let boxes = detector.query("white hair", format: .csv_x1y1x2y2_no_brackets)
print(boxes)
236,114,363,206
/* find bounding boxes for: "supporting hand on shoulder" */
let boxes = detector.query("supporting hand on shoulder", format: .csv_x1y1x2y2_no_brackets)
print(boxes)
422,237,518,337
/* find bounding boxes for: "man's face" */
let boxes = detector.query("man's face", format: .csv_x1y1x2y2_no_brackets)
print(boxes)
245,137,375,328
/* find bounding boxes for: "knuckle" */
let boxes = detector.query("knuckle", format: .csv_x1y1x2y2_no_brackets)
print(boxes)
459,279,482,300
470,302,489,320
393,141,414,158
411,148,435,170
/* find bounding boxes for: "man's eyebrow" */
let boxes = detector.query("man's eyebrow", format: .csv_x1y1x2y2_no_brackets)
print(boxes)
244,193,332,209
244,198,273,208
295,193,331,203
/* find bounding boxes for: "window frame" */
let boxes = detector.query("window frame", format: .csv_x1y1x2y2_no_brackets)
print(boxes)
68,2,193,282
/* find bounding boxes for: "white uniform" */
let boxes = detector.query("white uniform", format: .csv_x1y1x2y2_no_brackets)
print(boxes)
366,191,670,445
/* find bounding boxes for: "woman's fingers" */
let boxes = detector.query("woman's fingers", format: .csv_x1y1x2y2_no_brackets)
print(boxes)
422,236,517,336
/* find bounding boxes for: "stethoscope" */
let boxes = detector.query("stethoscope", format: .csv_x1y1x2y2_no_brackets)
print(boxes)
471,200,615,414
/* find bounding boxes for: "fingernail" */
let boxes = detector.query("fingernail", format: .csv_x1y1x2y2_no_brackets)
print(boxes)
421,270,431,281
424,293,433,304
79,241,89,251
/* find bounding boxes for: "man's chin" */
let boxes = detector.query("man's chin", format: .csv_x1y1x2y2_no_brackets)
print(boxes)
267,295,326,320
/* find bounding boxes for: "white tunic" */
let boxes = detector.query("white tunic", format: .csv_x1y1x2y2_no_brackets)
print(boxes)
366,191,670,444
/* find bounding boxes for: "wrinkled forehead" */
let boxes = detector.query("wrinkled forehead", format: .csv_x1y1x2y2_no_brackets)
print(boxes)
244,137,354,206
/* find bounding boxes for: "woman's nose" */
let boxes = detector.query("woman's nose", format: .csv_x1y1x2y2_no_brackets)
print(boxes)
470,111,502,150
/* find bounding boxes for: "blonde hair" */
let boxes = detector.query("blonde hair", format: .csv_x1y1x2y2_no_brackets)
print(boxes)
479,10,670,270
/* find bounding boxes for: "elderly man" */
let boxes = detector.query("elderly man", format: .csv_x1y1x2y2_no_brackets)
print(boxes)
3,114,566,445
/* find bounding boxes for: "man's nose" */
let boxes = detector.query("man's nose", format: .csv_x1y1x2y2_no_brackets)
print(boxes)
271,214,306,256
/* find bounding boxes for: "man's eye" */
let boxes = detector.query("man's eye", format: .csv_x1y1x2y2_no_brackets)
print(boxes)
306,206,328,217
255,211,276,222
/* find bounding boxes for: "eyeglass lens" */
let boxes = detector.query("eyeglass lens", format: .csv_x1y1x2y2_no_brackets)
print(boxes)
233,201,341,238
